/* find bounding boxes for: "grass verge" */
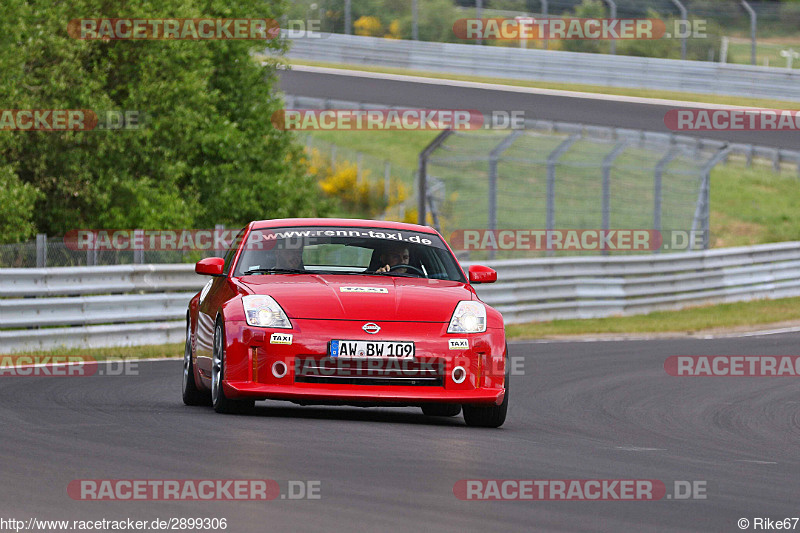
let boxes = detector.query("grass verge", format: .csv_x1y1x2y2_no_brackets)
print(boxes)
6,343,184,361
506,297,800,339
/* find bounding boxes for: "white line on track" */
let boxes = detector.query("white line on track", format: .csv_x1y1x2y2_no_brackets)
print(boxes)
289,65,768,111
0,356,179,369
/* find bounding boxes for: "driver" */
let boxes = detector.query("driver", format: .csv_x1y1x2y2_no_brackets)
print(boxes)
376,244,410,274
275,245,304,270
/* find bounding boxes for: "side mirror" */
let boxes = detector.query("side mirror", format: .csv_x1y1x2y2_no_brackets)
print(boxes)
196,257,225,277
468,264,497,284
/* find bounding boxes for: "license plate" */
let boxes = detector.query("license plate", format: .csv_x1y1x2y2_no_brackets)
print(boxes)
329,340,415,359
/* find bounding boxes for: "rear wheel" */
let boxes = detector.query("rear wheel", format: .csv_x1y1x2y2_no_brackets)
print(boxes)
421,404,462,417
212,320,255,414
463,347,509,428
182,320,209,406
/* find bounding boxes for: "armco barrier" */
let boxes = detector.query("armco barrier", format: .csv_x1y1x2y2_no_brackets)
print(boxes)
283,33,800,102
0,264,203,353
2,241,800,352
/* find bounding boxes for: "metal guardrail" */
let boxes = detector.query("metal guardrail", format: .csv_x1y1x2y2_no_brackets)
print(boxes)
284,33,800,102
3,241,800,352
0,265,202,353
474,241,800,323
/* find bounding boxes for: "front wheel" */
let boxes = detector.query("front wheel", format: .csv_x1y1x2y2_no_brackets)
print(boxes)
463,348,509,428
212,320,255,414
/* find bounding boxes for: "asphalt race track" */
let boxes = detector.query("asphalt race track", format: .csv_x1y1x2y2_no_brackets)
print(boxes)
278,68,798,150
2,333,800,532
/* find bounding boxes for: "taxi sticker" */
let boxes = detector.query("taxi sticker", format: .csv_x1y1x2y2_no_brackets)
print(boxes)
449,339,469,350
270,333,293,345
339,287,389,293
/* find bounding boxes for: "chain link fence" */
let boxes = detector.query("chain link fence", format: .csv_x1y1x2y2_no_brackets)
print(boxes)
0,232,219,269
419,122,738,260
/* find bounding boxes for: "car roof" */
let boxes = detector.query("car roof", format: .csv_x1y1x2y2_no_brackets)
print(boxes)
250,218,439,234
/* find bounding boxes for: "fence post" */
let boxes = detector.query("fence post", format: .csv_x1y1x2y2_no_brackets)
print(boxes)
541,0,548,50
36,234,47,268
133,229,144,264
692,146,729,250
546,136,580,255
602,0,617,55
87,244,96,266
215,224,225,258
670,0,688,60
488,130,523,259
344,0,352,35
653,148,679,253
357,152,363,184
741,0,757,65
412,0,419,40
384,161,391,203
417,130,454,225
601,142,628,255
476,0,483,45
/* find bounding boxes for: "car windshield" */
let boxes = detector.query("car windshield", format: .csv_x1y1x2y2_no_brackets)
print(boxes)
233,225,466,282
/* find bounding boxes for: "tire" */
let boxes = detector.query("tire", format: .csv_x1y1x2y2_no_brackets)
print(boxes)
421,404,462,417
463,346,509,428
212,320,255,414
182,319,210,406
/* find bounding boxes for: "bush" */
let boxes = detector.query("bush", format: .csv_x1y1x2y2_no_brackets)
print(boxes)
309,148,408,218
354,16,383,37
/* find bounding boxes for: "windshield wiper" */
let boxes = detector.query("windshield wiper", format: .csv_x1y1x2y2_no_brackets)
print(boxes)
242,268,308,275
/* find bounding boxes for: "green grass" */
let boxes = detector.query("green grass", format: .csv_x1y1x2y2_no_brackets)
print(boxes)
711,163,800,247
301,129,436,170
727,38,800,69
506,297,800,339
6,343,184,361
287,59,800,110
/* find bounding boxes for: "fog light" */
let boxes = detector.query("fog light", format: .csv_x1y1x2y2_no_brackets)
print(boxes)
452,366,467,384
272,361,288,379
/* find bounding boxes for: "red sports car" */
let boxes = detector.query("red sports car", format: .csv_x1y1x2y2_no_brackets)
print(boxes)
182,218,508,427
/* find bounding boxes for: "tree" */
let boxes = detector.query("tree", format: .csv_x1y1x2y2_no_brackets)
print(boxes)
0,0,326,243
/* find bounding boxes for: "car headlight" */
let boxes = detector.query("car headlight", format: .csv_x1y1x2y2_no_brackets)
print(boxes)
242,295,292,328
447,301,486,333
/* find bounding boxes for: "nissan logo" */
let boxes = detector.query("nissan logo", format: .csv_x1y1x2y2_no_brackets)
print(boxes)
362,323,381,334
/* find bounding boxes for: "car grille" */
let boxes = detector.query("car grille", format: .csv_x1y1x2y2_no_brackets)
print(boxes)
294,356,444,387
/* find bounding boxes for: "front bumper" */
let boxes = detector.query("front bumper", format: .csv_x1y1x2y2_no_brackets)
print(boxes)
220,319,506,406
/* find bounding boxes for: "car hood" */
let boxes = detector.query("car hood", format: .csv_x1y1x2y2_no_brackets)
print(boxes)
236,274,472,322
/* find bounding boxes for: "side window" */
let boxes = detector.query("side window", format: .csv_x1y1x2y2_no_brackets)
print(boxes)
222,228,246,275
